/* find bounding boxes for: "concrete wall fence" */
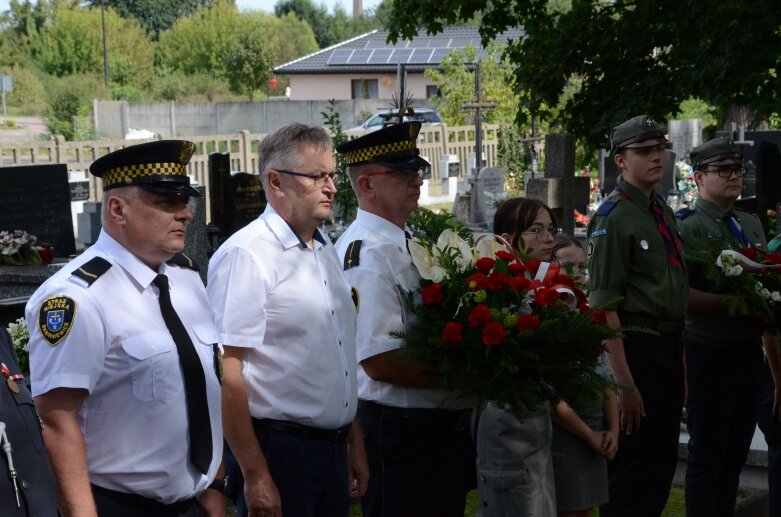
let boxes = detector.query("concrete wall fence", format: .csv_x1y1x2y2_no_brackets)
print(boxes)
93,99,440,139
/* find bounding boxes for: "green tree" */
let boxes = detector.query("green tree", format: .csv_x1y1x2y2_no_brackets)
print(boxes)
224,32,274,100
274,0,331,47
87,0,214,37
45,72,106,140
384,0,781,148
28,3,154,87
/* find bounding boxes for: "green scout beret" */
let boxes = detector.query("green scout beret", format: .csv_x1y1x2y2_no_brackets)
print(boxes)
690,137,743,171
610,115,667,156
90,140,201,197
337,121,430,169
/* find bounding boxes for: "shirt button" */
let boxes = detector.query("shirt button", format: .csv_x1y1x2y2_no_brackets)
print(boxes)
152,346,157,351
324,280,327,285
332,310,335,315
338,341,342,346
345,370,348,376
345,402,348,407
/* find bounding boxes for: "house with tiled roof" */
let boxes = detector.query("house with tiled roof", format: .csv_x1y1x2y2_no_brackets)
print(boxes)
273,26,524,102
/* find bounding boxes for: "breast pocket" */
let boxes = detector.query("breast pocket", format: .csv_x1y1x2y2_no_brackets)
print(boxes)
121,332,181,402
632,235,666,270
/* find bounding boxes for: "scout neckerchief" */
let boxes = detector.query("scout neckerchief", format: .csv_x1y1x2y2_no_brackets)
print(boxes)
616,184,685,269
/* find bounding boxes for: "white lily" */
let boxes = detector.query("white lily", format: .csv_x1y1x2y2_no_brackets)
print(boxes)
436,229,474,272
408,238,446,282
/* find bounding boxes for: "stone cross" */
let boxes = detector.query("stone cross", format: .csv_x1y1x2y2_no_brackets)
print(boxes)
525,134,590,236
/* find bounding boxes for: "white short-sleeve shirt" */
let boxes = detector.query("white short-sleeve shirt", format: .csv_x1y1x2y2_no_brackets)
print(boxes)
207,205,358,429
26,231,223,504
335,209,471,410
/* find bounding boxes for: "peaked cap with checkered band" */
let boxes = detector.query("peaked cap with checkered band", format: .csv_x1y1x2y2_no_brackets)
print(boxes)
90,140,201,197
337,121,430,169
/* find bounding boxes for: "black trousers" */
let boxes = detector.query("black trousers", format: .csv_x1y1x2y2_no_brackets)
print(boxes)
599,330,684,517
91,484,203,517
357,402,473,517
757,360,781,517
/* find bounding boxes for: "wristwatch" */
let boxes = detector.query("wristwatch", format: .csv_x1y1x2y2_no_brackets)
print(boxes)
208,476,229,495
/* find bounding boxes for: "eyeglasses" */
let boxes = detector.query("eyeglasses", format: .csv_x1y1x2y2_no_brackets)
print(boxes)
522,227,562,242
702,167,748,178
361,168,424,182
274,169,343,188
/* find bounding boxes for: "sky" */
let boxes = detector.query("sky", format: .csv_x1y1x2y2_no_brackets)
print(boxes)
0,0,383,16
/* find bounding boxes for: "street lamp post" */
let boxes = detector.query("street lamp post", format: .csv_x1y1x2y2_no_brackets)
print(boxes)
100,0,108,89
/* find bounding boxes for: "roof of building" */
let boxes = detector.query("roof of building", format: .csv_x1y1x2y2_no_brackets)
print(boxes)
273,25,525,75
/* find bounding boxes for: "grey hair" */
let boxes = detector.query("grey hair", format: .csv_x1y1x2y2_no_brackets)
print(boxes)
101,186,139,225
258,123,333,188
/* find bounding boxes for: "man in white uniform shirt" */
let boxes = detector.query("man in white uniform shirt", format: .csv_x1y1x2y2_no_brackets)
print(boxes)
207,123,368,517
26,140,225,516
335,121,474,517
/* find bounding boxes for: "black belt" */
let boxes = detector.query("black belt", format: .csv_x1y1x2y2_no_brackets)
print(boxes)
358,400,471,424
90,483,199,516
619,312,685,334
251,418,350,442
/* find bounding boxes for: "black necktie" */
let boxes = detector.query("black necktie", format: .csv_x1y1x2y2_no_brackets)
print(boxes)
153,274,212,474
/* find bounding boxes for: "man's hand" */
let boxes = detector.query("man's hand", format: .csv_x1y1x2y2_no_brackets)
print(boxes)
347,420,369,499
618,386,645,435
198,488,226,517
245,474,281,517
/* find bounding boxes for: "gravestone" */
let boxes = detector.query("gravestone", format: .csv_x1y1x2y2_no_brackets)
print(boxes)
525,134,590,236
668,119,702,161
207,152,265,254
76,202,102,250
183,185,209,284
476,167,505,228
0,164,76,257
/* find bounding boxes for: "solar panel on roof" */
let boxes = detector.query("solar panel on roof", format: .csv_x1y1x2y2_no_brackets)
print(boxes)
448,37,473,48
366,40,387,49
429,48,453,63
348,49,373,64
389,48,413,64
407,38,433,48
371,49,393,64
327,49,353,65
409,48,433,63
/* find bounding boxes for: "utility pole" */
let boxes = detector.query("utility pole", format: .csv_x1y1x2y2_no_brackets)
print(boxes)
100,0,108,89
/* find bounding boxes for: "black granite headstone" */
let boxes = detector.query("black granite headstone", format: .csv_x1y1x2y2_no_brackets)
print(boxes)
207,152,265,240
0,164,76,257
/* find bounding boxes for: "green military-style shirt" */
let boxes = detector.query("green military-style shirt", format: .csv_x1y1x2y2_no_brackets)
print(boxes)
677,197,767,345
587,177,689,319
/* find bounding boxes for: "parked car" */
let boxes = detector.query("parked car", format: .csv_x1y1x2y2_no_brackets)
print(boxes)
347,108,443,133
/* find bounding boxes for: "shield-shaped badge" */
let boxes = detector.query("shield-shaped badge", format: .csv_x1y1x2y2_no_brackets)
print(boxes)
38,296,76,346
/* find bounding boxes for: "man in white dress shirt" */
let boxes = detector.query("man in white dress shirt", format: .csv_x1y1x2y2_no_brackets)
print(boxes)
26,140,225,516
207,123,368,517
335,121,474,517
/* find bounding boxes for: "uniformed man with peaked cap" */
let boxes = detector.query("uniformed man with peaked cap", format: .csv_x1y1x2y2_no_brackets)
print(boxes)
588,115,689,516
335,121,474,517
25,140,225,516
677,136,781,516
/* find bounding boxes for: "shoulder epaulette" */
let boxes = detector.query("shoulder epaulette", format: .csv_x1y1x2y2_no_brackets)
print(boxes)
343,240,363,270
71,257,112,286
166,252,200,271
595,199,619,217
675,207,695,220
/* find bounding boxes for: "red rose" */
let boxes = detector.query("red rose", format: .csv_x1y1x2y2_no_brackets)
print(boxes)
441,322,463,346
739,247,759,260
476,257,496,273
486,272,510,291
468,304,494,327
525,259,541,275
590,309,608,324
508,262,526,275
553,274,575,287
422,283,445,305
764,253,781,265
534,287,560,307
509,276,531,291
516,314,541,331
495,250,515,262
482,321,508,347
465,273,488,291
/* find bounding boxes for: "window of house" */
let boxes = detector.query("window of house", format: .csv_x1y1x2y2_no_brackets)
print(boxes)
426,85,441,98
351,79,379,99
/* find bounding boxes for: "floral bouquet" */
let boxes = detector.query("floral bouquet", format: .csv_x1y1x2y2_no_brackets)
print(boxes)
6,317,30,373
0,230,42,266
675,161,697,207
710,247,781,333
399,210,617,417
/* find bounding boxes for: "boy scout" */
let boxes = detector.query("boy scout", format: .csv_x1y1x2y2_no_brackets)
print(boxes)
588,115,689,516
677,137,781,516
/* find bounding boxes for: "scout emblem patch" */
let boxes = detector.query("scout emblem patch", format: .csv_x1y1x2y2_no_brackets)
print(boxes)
38,296,76,346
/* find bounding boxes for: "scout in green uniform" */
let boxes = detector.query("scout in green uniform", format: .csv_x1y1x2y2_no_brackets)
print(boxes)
677,137,781,517
587,115,689,517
